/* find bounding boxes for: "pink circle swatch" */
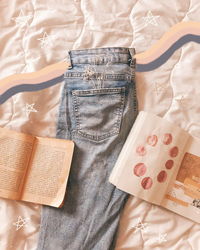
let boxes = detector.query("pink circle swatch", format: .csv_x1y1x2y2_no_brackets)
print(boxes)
134,163,147,177
141,177,153,189
165,159,174,169
163,133,173,145
136,146,146,156
146,135,158,146
169,146,179,157
157,170,167,183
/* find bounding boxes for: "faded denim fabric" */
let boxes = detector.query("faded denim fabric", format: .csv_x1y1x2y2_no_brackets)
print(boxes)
36,47,138,250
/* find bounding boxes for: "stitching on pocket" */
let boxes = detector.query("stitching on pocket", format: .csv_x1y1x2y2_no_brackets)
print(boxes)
114,92,125,130
72,87,125,96
72,94,81,130
72,87,126,142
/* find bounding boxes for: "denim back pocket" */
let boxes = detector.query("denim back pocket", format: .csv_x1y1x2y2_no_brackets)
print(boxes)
72,87,125,142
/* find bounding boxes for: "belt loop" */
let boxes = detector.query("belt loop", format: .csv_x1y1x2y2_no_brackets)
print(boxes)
66,50,73,70
128,47,136,68
128,48,136,80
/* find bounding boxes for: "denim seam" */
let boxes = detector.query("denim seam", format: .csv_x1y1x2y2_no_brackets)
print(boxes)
114,90,125,131
72,93,81,130
70,59,130,65
133,81,138,112
70,51,130,55
128,52,137,112
72,87,125,96
132,60,137,113
77,130,119,142
64,73,130,81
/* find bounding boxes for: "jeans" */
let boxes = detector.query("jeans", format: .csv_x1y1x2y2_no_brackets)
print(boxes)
36,47,138,250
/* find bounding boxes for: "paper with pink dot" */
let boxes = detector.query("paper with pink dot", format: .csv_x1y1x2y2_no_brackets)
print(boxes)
135,134,178,189
109,111,190,205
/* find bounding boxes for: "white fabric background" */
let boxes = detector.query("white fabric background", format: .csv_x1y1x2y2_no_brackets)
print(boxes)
0,0,200,249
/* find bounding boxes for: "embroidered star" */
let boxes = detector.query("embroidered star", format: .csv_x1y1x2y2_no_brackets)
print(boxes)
142,11,160,27
155,233,167,244
37,32,54,48
133,217,148,233
23,103,38,117
83,65,96,79
11,9,33,28
13,216,30,231
174,95,188,109
105,55,114,74
153,82,166,95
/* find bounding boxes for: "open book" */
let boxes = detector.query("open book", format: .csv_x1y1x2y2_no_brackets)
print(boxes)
0,126,74,207
109,111,200,223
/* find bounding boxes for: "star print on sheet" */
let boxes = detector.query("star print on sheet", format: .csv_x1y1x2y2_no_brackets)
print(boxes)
142,11,160,27
23,103,38,117
13,216,30,231
153,82,166,95
37,32,55,48
175,95,184,103
155,233,167,244
133,217,148,233
11,9,33,28
174,95,188,109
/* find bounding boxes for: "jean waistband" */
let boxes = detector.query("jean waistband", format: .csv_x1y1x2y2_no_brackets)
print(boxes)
66,47,136,67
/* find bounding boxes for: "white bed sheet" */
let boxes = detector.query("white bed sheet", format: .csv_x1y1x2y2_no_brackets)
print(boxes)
0,0,200,249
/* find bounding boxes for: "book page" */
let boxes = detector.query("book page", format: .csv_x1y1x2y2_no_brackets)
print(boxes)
21,136,74,207
0,127,34,200
109,111,190,205
162,136,200,223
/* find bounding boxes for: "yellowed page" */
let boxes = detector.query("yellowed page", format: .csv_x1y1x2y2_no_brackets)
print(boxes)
162,136,200,223
0,127,34,200
21,137,74,207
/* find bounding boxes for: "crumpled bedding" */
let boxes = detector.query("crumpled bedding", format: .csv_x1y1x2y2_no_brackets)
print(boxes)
0,0,200,249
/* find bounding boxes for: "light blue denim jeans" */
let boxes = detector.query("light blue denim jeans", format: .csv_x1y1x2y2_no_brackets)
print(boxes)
36,47,138,250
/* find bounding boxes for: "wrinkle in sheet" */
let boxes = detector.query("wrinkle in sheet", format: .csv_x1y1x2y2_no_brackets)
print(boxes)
0,0,200,250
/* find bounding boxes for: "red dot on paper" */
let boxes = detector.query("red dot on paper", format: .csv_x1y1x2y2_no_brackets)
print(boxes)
165,159,174,169
146,135,158,146
157,170,167,183
163,133,173,145
133,163,147,177
136,146,146,156
169,146,179,157
141,177,153,189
